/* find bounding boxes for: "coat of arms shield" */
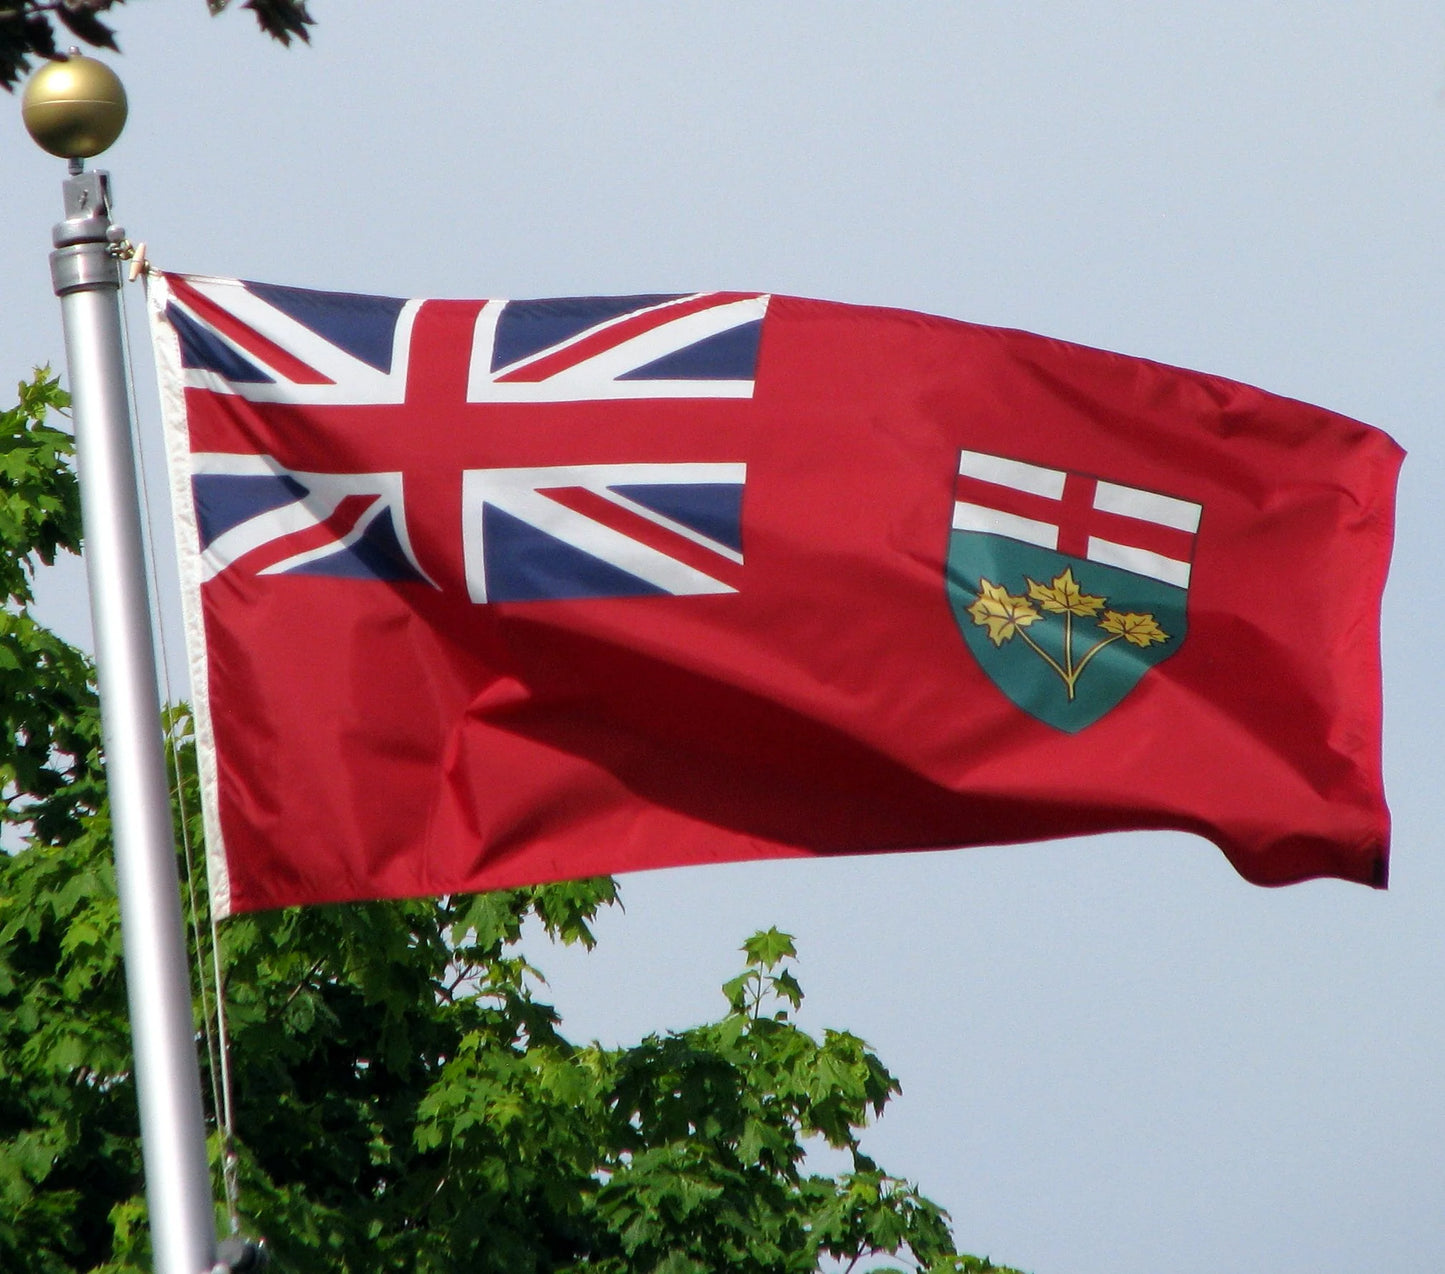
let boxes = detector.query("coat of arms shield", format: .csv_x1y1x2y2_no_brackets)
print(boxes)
945,449,1201,733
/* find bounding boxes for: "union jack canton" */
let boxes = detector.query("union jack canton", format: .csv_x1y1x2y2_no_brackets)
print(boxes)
156,276,766,599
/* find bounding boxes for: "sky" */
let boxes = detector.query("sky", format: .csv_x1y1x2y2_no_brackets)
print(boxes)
3,4,1443,1272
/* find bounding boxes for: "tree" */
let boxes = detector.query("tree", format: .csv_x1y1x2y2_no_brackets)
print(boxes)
0,0,313,90
0,373,1027,1272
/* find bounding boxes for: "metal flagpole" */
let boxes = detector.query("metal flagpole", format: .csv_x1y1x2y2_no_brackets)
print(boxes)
22,55,224,1274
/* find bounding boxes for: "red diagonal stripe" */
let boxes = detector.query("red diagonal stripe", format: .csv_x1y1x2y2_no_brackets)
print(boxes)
169,277,333,385
494,293,760,383
217,494,375,577
539,486,742,590
955,473,1196,564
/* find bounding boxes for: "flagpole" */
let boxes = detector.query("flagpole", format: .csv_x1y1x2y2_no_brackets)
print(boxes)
24,57,221,1274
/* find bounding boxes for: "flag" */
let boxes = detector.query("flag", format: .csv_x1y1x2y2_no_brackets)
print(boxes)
150,273,1403,917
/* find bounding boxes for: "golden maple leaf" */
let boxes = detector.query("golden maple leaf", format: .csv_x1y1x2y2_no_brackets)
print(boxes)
1099,610,1169,647
1027,568,1106,617
968,578,1040,646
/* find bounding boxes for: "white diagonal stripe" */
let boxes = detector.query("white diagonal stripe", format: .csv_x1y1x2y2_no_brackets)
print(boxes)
562,297,765,384
957,449,1066,500
462,463,742,603
1093,480,1201,532
599,488,746,565
468,296,768,402
191,457,436,586
1087,537,1192,588
953,501,1058,550
485,294,719,373
177,281,420,405
201,495,343,582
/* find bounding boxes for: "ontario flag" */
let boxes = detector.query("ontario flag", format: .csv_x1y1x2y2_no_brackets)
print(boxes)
149,273,1403,917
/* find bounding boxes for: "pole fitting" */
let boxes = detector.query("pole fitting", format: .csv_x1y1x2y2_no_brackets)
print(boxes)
50,170,122,297
53,170,114,246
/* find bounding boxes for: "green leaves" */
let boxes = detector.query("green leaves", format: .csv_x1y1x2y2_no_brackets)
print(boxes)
743,926,797,968
727,927,807,1021
581,931,1011,1273
3,853,1026,1272
0,371,79,608
0,372,99,853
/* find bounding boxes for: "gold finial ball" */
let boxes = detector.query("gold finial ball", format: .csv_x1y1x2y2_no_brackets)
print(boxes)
21,54,128,159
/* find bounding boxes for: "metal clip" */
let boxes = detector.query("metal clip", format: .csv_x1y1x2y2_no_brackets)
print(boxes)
106,234,152,281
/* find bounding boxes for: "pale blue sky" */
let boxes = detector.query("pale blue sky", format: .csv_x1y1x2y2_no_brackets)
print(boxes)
4,5,1443,1272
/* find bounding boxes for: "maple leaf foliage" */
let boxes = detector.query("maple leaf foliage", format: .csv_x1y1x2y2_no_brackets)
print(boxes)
1026,569,1105,618
1099,610,1169,647
967,578,1040,647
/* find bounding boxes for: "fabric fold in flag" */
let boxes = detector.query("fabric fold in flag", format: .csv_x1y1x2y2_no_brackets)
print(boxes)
149,273,1403,917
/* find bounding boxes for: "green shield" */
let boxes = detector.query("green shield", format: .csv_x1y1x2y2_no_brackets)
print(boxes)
945,532,1188,733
